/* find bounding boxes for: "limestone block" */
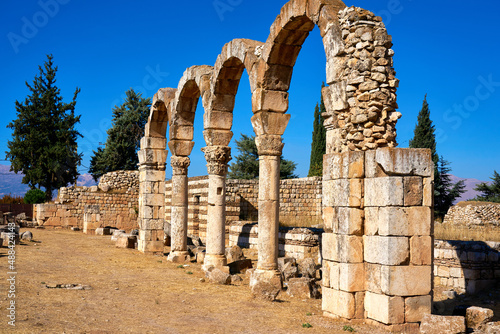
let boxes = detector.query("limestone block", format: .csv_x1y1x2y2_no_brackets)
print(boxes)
364,177,404,207
140,136,167,150
202,129,233,146
323,179,363,207
364,236,409,265
466,306,494,330
380,265,431,296
365,148,433,178
354,291,365,319
337,207,363,236
287,277,319,299
323,151,364,181
322,287,356,319
410,236,432,265
116,235,137,249
407,206,431,236
338,235,363,263
251,112,290,136
322,206,336,233
339,263,364,292
404,176,423,206
168,140,195,157
137,240,164,253
322,232,337,261
423,177,434,207
252,88,289,113
322,82,348,112
365,263,382,294
419,314,466,334
260,63,294,91
404,295,431,323
142,194,165,207
365,291,404,325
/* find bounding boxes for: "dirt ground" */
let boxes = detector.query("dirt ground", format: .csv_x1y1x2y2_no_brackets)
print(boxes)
1,229,498,333
1,228,389,334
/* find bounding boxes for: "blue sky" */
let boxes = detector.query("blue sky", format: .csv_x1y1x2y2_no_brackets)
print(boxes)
1,0,499,182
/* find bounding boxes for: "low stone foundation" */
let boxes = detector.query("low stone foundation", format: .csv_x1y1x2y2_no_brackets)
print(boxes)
229,221,322,260
434,240,500,294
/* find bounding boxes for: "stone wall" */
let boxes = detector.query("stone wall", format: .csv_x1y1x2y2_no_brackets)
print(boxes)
443,202,500,229
229,221,322,260
35,171,139,232
434,240,500,294
164,176,323,243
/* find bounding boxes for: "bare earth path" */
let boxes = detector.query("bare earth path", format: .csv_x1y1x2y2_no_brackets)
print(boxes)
0,228,390,334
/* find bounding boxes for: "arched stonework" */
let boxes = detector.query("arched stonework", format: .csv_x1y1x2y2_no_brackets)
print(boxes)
138,1,433,329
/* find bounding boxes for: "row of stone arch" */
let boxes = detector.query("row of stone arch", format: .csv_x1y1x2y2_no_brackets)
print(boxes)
136,0,399,291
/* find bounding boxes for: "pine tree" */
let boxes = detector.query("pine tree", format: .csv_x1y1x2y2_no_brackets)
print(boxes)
473,170,500,203
89,89,151,181
408,95,465,219
6,54,82,201
308,83,327,177
228,134,298,180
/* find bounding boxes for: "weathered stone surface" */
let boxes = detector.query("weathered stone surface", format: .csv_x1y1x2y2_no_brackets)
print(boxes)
228,259,253,274
410,236,432,265
483,322,500,334
225,245,245,263
116,235,137,249
297,258,316,278
249,269,282,301
365,291,404,325
21,231,33,241
206,267,231,285
322,287,356,319
419,314,466,334
404,176,423,206
405,295,431,323
366,148,433,178
339,263,364,292
380,265,431,296
364,177,404,207
465,306,494,330
286,277,319,299
364,236,409,265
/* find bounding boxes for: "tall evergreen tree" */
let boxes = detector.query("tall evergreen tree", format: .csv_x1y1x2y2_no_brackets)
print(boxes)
228,134,298,180
89,89,151,181
6,54,82,201
473,170,500,203
409,95,438,164
409,95,465,219
308,83,327,177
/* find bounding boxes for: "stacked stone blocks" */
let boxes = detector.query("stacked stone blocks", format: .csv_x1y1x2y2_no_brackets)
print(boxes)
322,147,433,328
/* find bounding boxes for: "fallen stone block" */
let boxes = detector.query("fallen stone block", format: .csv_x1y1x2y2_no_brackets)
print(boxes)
297,258,317,278
286,277,320,299
280,261,298,281
116,235,137,249
419,314,466,334
249,269,282,301
225,245,245,263
483,321,500,334
465,306,494,331
111,230,126,241
206,267,231,285
231,275,243,285
228,259,253,274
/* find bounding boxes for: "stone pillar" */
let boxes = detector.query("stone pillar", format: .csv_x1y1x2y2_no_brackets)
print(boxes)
322,148,434,332
137,136,167,253
202,146,231,269
167,155,190,262
249,134,284,298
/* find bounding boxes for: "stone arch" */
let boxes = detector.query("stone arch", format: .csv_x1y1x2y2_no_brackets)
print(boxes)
145,88,176,138
204,38,263,147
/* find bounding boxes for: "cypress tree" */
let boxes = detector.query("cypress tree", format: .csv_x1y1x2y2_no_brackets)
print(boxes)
6,54,82,201
308,83,326,177
89,89,151,181
409,95,438,164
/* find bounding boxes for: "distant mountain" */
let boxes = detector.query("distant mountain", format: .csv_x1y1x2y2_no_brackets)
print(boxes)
0,164,97,198
449,175,486,204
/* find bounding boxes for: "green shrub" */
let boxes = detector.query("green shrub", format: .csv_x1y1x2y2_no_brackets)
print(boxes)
24,189,46,204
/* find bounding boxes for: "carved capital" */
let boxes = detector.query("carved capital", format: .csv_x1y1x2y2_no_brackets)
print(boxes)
255,135,284,156
170,156,190,175
201,146,232,176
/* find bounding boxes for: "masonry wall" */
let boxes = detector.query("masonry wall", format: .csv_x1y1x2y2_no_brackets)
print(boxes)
229,221,322,260
35,171,139,232
433,240,500,294
164,176,323,243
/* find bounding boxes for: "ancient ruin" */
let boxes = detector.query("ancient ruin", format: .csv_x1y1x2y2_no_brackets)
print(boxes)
134,0,433,330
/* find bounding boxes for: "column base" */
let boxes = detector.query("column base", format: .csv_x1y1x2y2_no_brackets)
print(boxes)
167,251,190,263
137,240,164,254
249,269,282,301
202,254,227,271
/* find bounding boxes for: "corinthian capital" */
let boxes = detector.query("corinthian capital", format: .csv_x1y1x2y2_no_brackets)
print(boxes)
170,156,190,175
201,146,231,176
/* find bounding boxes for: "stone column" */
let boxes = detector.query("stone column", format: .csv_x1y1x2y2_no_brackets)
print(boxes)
201,146,231,269
137,136,167,254
249,134,284,297
167,155,190,262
